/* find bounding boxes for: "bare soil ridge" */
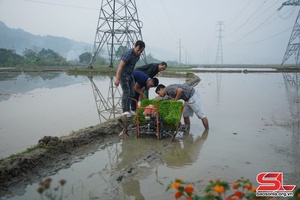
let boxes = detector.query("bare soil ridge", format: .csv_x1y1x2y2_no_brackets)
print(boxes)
0,118,123,192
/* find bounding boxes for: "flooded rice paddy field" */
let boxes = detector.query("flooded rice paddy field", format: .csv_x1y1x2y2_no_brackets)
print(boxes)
0,71,299,199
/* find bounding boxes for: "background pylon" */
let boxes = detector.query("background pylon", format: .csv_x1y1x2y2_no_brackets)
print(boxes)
90,0,147,68
215,21,224,65
278,0,300,66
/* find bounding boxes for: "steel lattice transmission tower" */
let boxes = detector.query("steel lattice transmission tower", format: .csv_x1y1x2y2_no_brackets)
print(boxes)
278,0,300,66
215,21,224,64
89,0,147,68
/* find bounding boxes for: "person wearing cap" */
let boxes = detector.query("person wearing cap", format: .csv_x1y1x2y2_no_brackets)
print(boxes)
155,84,209,129
114,40,145,116
135,62,167,98
131,70,159,114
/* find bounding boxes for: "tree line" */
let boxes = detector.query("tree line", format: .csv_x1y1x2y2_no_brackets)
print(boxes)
0,47,176,68
0,48,69,67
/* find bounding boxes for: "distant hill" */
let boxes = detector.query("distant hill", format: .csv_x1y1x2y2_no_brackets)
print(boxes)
0,21,178,63
0,21,92,60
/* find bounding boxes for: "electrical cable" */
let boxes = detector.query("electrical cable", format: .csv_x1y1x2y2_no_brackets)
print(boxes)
227,7,295,46
278,6,297,20
227,26,292,46
24,0,99,10
245,0,281,25
139,0,178,50
159,0,179,40
227,0,253,28
227,12,278,45
228,0,269,36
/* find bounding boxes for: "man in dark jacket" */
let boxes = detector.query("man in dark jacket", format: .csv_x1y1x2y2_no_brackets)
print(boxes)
131,70,159,113
135,61,167,98
135,61,167,78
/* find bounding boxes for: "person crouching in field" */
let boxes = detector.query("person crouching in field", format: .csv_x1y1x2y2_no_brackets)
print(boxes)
155,84,209,129
134,61,167,98
131,70,159,114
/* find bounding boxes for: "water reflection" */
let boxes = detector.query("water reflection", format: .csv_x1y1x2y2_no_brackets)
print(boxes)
108,136,165,200
0,72,97,158
161,129,209,168
121,181,145,200
216,73,222,104
0,72,86,101
282,73,300,185
112,129,209,199
0,71,61,82
88,76,122,122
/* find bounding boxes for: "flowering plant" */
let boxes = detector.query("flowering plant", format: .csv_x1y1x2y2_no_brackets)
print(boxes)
166,177,300,200
37,178,67,200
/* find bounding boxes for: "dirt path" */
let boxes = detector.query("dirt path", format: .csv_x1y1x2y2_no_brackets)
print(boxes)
0,116,182,198
0,117,125,193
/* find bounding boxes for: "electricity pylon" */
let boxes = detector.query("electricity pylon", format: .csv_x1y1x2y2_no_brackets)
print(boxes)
278,0,300,66
215,21,224,105
88,76,122,123
215,21,224,65
90,0,147,68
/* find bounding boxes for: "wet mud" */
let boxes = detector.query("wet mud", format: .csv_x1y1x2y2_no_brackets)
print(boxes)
0,118,123,194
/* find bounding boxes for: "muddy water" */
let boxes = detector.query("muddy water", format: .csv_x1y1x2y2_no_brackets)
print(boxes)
0,71,299,199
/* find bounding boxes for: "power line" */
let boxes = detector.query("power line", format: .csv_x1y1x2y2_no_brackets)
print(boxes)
226,0,282,41
278,6,297,19
227,26,292,46
160,0,179,40
227,0,253,28
227,0,269,36
24,0,99,10
139,0,177,49
245,0,280,24
227,7,291,46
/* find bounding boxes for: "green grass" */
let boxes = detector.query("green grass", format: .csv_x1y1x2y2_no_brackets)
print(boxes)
0,145,43,165
136,99,184,130
67,66,117,75
165,66,193,71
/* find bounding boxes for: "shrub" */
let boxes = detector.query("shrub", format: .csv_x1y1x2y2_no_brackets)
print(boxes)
166,177,300,200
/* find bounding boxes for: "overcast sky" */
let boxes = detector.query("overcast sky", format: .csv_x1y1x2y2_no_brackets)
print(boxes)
0,0,298,64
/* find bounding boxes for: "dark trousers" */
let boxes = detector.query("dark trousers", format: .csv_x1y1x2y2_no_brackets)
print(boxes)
120,75,135,112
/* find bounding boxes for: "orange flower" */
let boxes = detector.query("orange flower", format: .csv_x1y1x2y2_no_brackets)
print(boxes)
175,191,183,199
250,187,256,193
176,178,184,183
185,184,194,193
297,193,300,199
234,190,244,198
244,184,251,190
232,182,239,189
213,185,225,193
186,196,193,200
226,197,238,200
172,182,181,189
